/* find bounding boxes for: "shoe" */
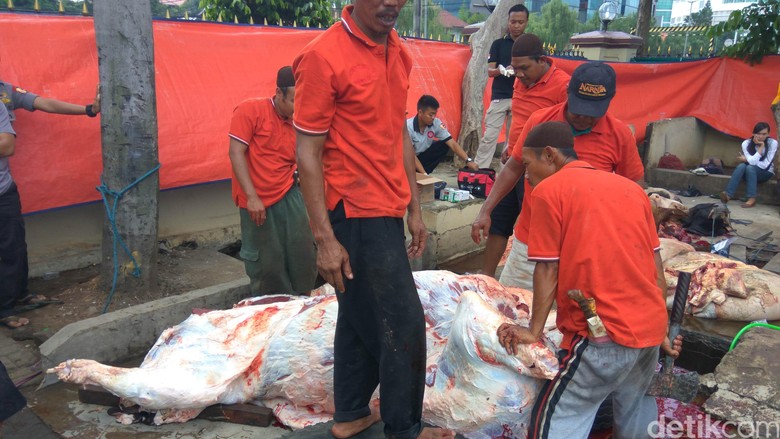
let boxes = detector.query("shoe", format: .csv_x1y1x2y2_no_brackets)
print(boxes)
690,167,709,176
720,191,730,204
741,198,756,208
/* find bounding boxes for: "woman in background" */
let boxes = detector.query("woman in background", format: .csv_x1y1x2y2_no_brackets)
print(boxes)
721,122,777,208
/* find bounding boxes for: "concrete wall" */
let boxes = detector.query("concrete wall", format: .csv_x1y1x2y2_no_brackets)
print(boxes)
645,117,707,170
26,180,240,277
702,126,744,167
26,179,485,278
645,116,746,170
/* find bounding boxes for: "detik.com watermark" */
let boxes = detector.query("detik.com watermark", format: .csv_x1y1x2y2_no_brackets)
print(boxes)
648,414,780,438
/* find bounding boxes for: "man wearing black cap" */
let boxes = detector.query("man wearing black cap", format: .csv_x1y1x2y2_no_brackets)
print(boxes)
473,61,644,291
227,66,316,295
491,121,679,439
476,33,570,279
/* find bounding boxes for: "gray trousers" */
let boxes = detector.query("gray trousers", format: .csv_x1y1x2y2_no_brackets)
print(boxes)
499,238,534,291
529,335,660,439
474,98,512,169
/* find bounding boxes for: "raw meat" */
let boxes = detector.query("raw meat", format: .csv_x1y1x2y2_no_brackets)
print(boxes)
48,271,561,438
660,241,780,321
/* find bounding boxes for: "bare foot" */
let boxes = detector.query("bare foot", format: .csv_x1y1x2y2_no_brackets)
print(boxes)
418,427,456,438
0,316,30,329
331,402,381,439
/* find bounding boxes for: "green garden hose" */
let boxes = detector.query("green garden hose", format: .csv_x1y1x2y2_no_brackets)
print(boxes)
729,322,780,352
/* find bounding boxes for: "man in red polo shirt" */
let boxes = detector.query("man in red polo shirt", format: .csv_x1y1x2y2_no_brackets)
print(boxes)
473,61,644,290
228,66,316,295
293,1,453,438
478,33,570,278
495,121,678,439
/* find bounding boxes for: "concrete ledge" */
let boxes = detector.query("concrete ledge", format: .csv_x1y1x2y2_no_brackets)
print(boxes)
648,168,779,206
39,278,250,387
421,198,484,263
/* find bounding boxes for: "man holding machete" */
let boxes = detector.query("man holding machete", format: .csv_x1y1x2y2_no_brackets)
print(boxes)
487,121,682,439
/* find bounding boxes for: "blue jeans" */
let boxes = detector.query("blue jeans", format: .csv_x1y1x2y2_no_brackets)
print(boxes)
725,163,774,198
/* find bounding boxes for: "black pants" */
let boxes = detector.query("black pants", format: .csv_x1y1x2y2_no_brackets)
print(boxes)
489,180,525,237
0,184,28,319
329,202,426,439
416,140,450,174
0,360,26,422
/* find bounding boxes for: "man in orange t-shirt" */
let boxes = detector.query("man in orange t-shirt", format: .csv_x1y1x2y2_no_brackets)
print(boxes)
293,2,452,438
228,66,316,296
474,62,644,290
477,33,570,278
494,121,679,439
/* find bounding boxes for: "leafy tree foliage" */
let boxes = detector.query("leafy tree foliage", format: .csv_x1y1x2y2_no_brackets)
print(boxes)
709,0,779,64
396,0,451,39
525,0,580,50
458,2,486,24
685,0,712,26
198,0,332,26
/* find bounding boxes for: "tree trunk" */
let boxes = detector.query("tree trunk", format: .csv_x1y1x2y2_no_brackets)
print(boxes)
635,0,653,56
458,0,521,165
94,0,160,300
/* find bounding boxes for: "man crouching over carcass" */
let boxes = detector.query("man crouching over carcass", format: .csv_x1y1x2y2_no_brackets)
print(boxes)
490,121,682,439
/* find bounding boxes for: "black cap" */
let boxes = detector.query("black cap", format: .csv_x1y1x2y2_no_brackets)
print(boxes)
567,62,616,118
276,66,295,88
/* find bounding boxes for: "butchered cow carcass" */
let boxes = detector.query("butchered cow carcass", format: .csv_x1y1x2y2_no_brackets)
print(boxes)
48,271,561,438
660,238,780,321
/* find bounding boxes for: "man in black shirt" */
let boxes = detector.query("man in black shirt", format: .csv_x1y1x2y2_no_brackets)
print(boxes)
473,4,529,169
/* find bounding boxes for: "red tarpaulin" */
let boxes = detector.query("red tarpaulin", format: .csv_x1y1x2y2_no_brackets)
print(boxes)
1,13,777,213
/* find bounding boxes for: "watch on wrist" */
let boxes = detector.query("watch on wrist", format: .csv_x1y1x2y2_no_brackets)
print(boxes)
466,157,474,163
85,104,97,118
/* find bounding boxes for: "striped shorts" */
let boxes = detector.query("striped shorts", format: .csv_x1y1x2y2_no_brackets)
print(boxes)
529,335,660,439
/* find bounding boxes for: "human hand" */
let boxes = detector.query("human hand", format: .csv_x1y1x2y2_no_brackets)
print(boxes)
93,84,101,114
466,161,479,171
661,334,683,358
316,236,353,293
737,154,747,163
407,211,428,258
470,210,491,244
501,148,510,164
497,323,538,355
246,196,266,226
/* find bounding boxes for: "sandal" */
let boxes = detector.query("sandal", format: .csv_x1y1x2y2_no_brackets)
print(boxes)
0,315,30,329
720,191,730,204
741,198,756,208
16,294,62,305
12,294,64,314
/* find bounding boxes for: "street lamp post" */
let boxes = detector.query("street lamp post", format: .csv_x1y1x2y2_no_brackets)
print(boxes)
599,1,618,31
